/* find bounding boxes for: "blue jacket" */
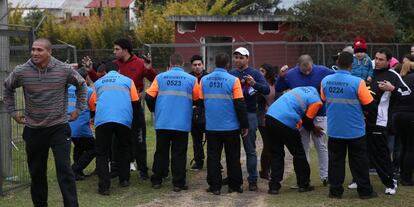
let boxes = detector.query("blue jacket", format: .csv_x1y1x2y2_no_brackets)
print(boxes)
229,67,270,113
267,87,322,129
321,70,373,139
201,68,241,131
68,85,94,138
276,64,334,116
146,67,198,132
351,54,373,81
90,71,139,128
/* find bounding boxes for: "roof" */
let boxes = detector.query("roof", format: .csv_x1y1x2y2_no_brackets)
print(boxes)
9,0,66,9
169,15,288,22
85,0,134,8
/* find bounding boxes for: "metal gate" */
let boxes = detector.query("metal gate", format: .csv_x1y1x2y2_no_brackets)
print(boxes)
0,21,34,195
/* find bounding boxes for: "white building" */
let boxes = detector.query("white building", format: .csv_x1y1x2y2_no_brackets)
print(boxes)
9,0,92,19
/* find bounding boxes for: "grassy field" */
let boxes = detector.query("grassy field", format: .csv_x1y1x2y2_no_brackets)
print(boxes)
1,116,414,206
266,147,414,207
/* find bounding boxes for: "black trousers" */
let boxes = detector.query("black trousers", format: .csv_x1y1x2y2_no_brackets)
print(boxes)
23,124,78,207
151,130,188,187
71,138,95,174
393,112,414,182
367,127,395,188
191,122,205,164
258,126,271,174
130,101,148,172
328,136,373,196
265,116,310,190
95,123,131,190
206,130,242,191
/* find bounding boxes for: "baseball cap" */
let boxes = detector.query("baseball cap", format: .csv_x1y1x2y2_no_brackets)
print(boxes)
233,47,249,57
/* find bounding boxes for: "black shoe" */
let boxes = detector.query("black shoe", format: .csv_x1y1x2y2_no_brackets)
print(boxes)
74,173,85,181
98,189,110,196
359,191,378,199
222,177,229,185
322,178,329,186
190,162,203,171
400,180,414,186
140,171,150,180
152,183,162,189
298,185,315,193
173,185,188,192
206,187,220,195
249,183,258,191
328,193,342,199
119,180,130,187
228,187,243,193
268,189,279,195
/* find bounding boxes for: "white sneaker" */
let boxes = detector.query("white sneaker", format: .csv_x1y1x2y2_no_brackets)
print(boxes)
347,182,358,189
130,162,136,171
385,179,398,195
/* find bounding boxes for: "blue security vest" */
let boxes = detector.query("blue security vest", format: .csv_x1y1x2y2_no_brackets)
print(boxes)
201,68,239,131
154,67,196,132
93,71,135,128
266,86,321,129
321,70,366,139
68,85,94,138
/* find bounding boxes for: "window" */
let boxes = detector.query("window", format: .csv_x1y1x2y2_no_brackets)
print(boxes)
178,22,196,33
259,22,279,34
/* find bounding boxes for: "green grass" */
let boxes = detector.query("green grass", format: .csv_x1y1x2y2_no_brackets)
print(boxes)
266,146,414,207
0,111,197,207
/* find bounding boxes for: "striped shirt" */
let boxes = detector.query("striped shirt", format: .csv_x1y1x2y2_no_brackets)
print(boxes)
3,57,87,128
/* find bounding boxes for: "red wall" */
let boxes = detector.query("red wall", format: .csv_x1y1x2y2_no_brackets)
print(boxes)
173,21,299,69
174,22,292,43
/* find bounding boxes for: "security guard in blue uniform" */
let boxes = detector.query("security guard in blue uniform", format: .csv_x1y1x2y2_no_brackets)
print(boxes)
321,51,377,199
68,68,95,181
266,86,323,194
89,62,140,195
145,54,199,192
200,53,249,195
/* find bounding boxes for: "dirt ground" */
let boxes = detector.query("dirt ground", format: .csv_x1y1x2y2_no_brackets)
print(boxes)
138,139,294,207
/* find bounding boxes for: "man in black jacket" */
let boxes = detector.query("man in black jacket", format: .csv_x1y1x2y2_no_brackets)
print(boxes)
364,48,411,195
189,55,208,171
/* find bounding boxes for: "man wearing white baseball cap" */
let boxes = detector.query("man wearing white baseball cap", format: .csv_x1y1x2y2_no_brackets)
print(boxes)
229,47,270,191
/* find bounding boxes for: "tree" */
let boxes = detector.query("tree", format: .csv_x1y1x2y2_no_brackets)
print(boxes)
134,0,245,44
288,0,397,42
382,0,414,42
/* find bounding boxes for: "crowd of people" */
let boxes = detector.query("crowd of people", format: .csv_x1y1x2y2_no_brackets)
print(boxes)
3,37,414,206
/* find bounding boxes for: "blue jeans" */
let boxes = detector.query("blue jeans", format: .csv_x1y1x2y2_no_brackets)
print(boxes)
243,113,258,184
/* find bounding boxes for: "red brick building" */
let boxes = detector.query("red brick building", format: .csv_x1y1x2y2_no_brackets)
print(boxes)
169,15,297,70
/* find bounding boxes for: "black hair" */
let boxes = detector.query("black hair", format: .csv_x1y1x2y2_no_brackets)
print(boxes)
113,38,133,55
190,55,203,64
376,48,393,61
215,53,230,68
103,62,119,72
260,63,277,82
404,54,414,62
337,51,354,69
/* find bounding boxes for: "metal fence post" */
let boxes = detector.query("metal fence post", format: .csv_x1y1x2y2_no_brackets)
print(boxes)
0,0,12,195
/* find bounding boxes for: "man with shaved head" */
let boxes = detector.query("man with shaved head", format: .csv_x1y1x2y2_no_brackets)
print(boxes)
276,54,334,187
3,38,87,206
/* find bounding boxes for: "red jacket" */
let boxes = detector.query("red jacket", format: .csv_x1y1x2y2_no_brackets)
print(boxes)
89,55,157,92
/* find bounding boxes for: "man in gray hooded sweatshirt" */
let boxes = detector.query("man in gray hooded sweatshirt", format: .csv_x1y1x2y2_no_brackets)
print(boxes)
3,38,87,207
